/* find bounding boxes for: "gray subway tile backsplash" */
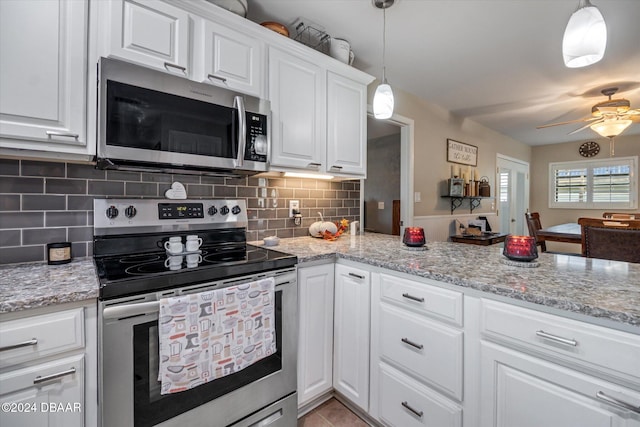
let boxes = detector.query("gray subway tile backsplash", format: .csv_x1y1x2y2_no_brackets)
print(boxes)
0,158,360,265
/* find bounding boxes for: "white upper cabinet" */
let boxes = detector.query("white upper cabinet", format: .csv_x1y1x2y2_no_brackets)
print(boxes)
326,72,368,176
268,47,326,171
194,19,264,97
107,0,191,76
0,0,89,158
268,46,373,178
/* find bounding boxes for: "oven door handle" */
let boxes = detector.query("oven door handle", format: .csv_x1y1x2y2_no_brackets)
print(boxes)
103,301,159,320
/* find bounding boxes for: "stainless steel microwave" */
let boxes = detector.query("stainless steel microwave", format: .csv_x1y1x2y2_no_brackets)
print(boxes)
97,57,270,176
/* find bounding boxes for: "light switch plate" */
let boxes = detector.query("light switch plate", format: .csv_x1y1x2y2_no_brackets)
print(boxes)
414,192,421,202
378,201,385,210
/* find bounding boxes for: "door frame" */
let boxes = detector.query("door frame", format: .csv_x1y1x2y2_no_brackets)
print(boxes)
362,107,415,235
496,154,530,235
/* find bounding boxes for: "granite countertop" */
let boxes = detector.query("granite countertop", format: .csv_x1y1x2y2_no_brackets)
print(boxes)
2,234,639,331
0,259,98,314
256,234,640,329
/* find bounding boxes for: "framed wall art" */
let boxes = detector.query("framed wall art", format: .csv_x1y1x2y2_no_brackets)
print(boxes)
447,139,477,166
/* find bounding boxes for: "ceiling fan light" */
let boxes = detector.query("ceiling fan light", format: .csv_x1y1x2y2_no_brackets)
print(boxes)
562,1,607,68
373,83,394,119
590,119,632,138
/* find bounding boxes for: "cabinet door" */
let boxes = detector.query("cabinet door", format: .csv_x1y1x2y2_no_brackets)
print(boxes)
333,263,370,411
297,264,335,407
268,48,326,171
196,19,263,97
0,0,87,152
326,72,367,176
109,0,190,76
0,354,84,427
480,341,640,427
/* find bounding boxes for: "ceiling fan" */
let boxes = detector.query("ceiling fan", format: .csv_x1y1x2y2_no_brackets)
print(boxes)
537,87,640,137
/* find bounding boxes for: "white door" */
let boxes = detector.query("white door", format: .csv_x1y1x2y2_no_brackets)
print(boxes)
268,47,326,171
333,263,370,412
497,155,529,235
297,264,334,407
326,72,367,176
0,0,87,151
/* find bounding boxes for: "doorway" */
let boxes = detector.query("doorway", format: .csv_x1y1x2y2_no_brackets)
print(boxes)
362,110,414,235
496,154,530,235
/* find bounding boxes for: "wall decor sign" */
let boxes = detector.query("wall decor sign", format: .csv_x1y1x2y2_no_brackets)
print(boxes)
447,139,477,166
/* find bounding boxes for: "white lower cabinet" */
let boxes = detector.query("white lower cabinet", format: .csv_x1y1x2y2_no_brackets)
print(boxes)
333,262,371,411
479,341,640,427
0,354,85,427
297,263,335,407
0,303,96,427
370,272,464,426
377,363,462,427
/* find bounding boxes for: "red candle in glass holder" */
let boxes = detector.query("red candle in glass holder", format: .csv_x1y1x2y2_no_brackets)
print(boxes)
403,227,426,247
503,235,538,261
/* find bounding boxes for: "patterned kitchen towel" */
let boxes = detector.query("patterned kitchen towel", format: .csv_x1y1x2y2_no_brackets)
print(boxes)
157,277,277,394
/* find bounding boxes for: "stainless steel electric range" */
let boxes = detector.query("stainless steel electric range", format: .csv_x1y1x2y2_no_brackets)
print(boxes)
94,198,298,427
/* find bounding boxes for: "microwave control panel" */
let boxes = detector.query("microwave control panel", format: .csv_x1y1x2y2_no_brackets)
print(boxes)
246,113,268,162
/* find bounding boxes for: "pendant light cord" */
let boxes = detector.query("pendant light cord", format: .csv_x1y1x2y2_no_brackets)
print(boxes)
382,6,387,83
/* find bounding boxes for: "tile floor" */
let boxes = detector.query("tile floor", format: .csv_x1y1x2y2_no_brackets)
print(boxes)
298,398,369,426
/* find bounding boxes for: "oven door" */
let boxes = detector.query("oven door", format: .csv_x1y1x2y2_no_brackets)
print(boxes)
99,269,297,427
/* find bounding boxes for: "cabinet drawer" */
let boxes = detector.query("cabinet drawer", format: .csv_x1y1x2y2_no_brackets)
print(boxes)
481,299,640,383
0,354,84,427
379,273,463,326
0,308,84,368
379,303,463,400
377,363,462,427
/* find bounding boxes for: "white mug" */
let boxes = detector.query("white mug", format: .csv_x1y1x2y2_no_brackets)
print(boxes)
164,236,183,254
185,235,203,252
330,38,355,65
165,255,183,270
186,253,202,267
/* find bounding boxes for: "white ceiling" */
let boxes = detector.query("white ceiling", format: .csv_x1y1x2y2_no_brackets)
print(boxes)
245,0,640,146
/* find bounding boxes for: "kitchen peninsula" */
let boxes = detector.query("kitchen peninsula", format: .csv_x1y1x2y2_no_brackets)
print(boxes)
2,233,639,426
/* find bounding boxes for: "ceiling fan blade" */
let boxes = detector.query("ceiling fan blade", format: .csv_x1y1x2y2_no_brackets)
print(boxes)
536,117,596,129
568,119,603,135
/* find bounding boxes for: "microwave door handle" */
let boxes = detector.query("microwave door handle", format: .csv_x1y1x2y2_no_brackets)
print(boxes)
233,96,246,168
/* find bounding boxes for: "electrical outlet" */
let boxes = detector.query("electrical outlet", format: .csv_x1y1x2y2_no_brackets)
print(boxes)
289,200,300,217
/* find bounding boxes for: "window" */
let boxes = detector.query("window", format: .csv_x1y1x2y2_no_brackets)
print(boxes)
549,156,638,209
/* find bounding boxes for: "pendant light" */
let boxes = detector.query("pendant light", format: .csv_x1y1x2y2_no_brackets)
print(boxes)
562,0,607,68
373,0,394,119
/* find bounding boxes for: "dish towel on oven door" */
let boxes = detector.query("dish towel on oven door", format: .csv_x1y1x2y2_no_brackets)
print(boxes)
158,277,277,394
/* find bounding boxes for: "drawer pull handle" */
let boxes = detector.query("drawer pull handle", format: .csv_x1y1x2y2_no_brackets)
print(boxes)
402,293,425,303
307,162,322,170
33,367,76,385
535,330,578,347
401,401,423,418
46,131,79,140
0,338,38,352
207,74,227,83
596,391,640,414
348,272,365,280
164,62,187,74
401,337,424,350
330,165,343,170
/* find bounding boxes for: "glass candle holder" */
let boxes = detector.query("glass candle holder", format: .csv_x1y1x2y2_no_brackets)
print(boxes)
403,227,426,247
503,235,538,261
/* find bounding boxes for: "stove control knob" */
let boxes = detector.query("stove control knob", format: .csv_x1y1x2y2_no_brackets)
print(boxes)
106,205,119,219
231,205,241,215
220,206,230,215
125,205,137,218
208,206,218,216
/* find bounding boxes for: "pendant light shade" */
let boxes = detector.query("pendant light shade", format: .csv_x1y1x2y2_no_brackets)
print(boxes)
373,0,394,120
373,82,394,119
562,0,607,68
590,119,632,138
